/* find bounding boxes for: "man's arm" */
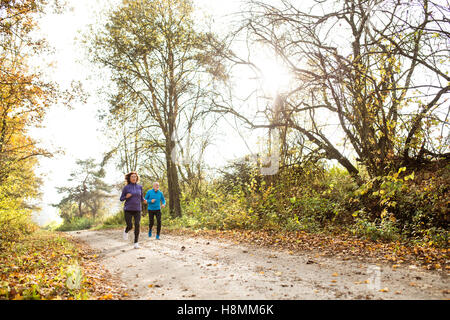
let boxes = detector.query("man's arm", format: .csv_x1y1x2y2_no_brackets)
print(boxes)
160,192,166,207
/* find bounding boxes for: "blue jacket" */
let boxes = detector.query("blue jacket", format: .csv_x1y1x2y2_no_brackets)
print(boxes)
144,189,166,210
120,183,144,211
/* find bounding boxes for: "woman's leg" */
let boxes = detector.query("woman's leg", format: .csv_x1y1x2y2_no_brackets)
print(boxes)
124,211,133,233
133,212,141,243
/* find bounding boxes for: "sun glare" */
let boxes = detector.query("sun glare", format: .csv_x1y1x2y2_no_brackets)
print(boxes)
258,57,292,97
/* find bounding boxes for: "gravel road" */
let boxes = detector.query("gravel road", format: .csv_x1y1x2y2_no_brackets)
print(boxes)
69,229,449,300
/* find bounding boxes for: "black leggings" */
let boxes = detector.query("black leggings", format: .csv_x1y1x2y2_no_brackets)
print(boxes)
148,209,162,236
124,210,141,243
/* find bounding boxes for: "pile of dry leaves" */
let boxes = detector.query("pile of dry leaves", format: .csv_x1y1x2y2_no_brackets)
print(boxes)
165,228,448,271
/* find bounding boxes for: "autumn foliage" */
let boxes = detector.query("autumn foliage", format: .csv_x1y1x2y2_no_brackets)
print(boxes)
0,0,55,241
0,1,116,301
1,0,448,300
0,230,127,299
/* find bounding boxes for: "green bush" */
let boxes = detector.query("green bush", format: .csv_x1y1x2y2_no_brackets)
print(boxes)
96,161,448,247
350,163,449,246
352,216,400,242
100,211,125,228
56,217,95,231
0,209,37,242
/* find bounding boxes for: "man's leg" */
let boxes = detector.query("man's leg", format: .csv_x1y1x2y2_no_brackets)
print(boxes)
156,210,162,236
148,210,155,237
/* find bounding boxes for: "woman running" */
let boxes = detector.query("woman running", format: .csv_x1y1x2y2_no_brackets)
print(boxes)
119,171,147,248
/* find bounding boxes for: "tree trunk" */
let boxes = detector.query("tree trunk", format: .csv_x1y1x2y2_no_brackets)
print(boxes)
165,142,182,218
78,200,83,218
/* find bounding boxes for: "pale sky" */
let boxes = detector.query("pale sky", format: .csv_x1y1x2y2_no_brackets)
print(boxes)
30,0,285,226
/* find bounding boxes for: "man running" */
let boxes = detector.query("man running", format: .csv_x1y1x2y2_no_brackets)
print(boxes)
144,182,166,240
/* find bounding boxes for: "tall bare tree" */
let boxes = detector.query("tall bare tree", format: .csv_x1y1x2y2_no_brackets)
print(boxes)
90,0,224,217
213,0,449,180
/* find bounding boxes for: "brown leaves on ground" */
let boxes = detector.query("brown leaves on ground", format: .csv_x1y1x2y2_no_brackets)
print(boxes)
0,231,128,300
70,236,129,300
165,228,448,271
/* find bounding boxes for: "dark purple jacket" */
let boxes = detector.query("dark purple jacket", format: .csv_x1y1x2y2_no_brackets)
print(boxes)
120,183,144,211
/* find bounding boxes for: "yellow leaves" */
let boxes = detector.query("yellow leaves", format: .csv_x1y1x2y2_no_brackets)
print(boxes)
379,287,389,293
0,231,127,300
404,172,414,181
12,293,23,300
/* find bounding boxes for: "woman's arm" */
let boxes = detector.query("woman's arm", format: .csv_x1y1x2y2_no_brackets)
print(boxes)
119,186,128,202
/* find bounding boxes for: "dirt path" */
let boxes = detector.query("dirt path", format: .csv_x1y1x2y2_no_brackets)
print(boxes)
69,229,448,300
